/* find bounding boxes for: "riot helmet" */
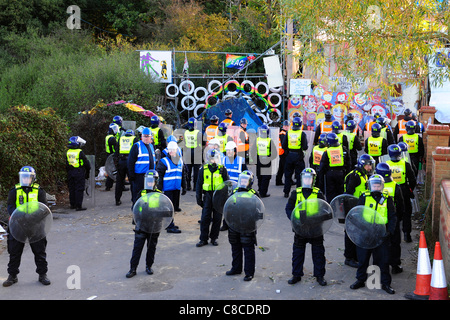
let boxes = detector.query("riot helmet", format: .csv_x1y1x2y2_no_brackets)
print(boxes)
187,117,197,130
326,132,339,147
376,162,392,183
324,110,332,121
345,120,356,132
150,115,160,127
406,120,416,135
206,148,222,165
371,123,382,138
144,170,159,190
318,133,327,147
292,117,302,130
19,166,36,187
388,144,402,161
109,123,119,135
331,120,341,133
237,170,254,189
210,115,219,124
113,115,123,126
258,124,270,138
218,122,227,135
357,154,375,175
368,174,385,194
301,168,316,189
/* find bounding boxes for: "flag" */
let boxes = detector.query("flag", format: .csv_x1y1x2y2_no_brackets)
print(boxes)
226,54,248,69
183,52,189,74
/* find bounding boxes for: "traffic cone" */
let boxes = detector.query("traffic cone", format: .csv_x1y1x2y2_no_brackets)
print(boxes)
429,242,449,300
405,231,431,300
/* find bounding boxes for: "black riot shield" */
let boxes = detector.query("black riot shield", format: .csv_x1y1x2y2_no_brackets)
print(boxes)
345,205,387,249
9,202,52,243
223,192,265,233
329,194,359,225
105,154,117,182
132,192,174,234
291,198,334,238
213,180,238,214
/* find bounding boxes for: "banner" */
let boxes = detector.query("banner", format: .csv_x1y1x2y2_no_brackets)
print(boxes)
226,54,248,69
140,50,172,83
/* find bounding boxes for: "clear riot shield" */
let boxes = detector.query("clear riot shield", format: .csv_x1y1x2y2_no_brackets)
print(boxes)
9,202,52,243
105,154,117,182
159,124,173,139
248,127,279,174
223,191,265,233
132,192,174,234
213,180,238,214
122,120,136,132
345,205,387,249
291,198,334,238
269,126,280,175
225,125,245,157
329,194,359,225
85,155,95,204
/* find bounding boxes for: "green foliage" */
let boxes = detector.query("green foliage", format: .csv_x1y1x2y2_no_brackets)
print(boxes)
0,106,69,198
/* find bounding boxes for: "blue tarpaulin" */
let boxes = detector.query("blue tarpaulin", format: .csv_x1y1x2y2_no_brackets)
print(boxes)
199,97,263,132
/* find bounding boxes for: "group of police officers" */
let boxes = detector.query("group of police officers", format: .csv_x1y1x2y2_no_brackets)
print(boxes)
3,107,424,296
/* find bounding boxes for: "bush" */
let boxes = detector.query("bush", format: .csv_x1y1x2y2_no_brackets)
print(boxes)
0,105,69,199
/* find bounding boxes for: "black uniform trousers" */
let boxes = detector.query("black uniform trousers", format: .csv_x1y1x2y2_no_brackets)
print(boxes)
324,169,345,203
276,153,287,185
344,230,357,261
199,191,222,242
355,238,391,286
131,174,145,209
283,151,305,195
129,230,159,271
228,229,256,277
163,189,180,229
7,235,48,276
292,234,325,278
399,184,413,235
67,167,86,209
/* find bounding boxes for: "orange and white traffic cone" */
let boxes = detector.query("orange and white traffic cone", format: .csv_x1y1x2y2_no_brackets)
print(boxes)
429,242,449,300
405,231,432,300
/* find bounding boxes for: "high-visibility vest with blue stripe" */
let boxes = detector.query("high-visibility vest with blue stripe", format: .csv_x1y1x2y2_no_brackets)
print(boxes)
134,140,156,174
160,157,183,191
223,155,244,182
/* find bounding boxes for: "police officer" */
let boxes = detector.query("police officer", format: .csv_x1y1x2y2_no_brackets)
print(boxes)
309,133,327,172
113,115,126,141
196,149,229,247
184,117,202,191
313,110,333,144
276,120,289,185
285,168,327,286
221,109,236,127
156,141,185,233
149,115,167,153
386,144,416,243
398,120,424,176
66,136,91,211
128,127,156,208
376,162,405,274
364,123,388,164
344,120,362,168
350,174,397,294
105,123,119,191
318,132,351,202
3,166,50,287
237,118,250,163
343,154,375,268
331,120,349,151
376,117,395,145
114,129,136,206
126,170,163,278
205,115,219,143
254,124,277,198
282,117,308,198
225,170,260,281
215,122,233,154
393,108,418,142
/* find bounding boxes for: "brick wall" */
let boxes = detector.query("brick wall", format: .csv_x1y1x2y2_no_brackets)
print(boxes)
439,179,450,285
425,125,450,198
432,147,450,237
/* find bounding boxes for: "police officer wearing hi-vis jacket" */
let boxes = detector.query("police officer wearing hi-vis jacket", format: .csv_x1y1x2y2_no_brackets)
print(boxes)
317,132,351,203
128,127,156,209
282,117,308,198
